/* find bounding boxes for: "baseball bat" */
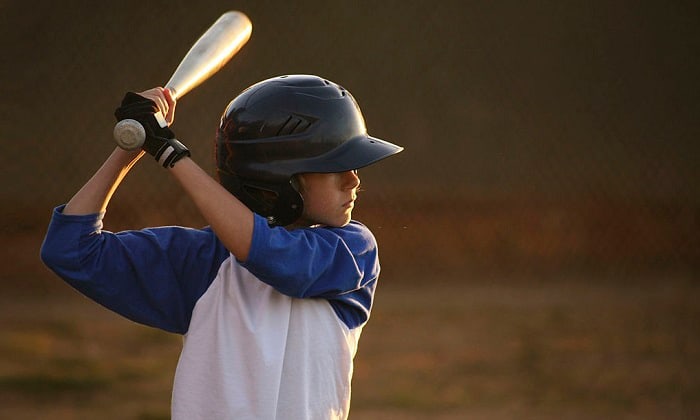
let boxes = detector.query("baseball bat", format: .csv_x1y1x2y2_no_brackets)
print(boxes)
114,11,252,150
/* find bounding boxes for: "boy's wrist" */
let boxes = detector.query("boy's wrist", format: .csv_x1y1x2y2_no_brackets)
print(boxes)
154,138,191,168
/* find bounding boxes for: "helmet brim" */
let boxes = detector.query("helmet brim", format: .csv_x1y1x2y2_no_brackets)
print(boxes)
277,135,404,175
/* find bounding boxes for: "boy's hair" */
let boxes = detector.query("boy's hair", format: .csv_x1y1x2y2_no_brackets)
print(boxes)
215,74,403,226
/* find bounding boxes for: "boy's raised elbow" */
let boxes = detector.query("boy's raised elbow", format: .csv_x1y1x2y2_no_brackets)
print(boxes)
40,229,79,275
40,235,63,272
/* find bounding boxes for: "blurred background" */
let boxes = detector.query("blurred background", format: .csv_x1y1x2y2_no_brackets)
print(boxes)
1,0,698,418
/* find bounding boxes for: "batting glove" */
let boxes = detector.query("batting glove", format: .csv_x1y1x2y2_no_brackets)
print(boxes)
114,92,190,168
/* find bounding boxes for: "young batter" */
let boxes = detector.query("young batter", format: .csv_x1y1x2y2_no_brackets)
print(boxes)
41,75,403,419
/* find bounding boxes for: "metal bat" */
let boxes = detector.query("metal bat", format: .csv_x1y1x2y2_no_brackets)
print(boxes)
114,11,252,150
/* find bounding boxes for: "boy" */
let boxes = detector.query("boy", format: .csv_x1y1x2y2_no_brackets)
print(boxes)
41,74,403,419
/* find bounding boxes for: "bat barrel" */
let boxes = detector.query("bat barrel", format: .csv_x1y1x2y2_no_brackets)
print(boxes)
165,11,252,100
113,10,252,150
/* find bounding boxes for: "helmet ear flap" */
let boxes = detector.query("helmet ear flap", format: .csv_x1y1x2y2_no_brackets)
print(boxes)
267,182,304,227
218,171,303,227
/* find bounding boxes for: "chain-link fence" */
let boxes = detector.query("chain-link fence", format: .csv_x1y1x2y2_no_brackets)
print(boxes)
2,0,698,280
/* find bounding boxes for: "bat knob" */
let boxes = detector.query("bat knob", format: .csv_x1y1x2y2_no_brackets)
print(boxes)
114,119,146,150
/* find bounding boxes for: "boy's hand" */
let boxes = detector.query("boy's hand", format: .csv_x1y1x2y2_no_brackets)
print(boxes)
114,88,190,168
138,87,177,125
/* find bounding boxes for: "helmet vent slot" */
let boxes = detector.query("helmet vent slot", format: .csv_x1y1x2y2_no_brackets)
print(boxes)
276,115,312,136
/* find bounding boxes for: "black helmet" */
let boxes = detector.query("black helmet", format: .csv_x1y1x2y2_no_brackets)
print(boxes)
216,74,403,226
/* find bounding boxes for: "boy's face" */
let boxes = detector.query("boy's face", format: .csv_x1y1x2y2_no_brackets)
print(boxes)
294,170,360,228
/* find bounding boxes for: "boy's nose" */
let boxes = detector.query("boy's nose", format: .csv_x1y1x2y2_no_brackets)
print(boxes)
343,170,360,190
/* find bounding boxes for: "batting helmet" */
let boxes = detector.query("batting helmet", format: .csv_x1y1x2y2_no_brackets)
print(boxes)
216,74,403,226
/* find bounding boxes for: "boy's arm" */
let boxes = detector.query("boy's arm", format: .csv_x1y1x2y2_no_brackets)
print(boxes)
63,86,175,216
63,148,144,215
109,86,255,261
167,157,254,262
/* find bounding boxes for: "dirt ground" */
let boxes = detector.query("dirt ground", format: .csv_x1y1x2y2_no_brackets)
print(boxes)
1,255,698,419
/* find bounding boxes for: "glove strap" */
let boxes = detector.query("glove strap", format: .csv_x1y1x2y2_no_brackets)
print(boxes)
155,138,191,168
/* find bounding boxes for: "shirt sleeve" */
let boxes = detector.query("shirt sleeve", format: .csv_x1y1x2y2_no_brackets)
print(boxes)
242,214,381,329
40,205,231,334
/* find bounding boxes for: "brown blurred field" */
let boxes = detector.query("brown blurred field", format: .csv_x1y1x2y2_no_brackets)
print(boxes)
1,267,698,420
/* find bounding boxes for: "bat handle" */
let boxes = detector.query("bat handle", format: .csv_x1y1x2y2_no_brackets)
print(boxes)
113,119,146,150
